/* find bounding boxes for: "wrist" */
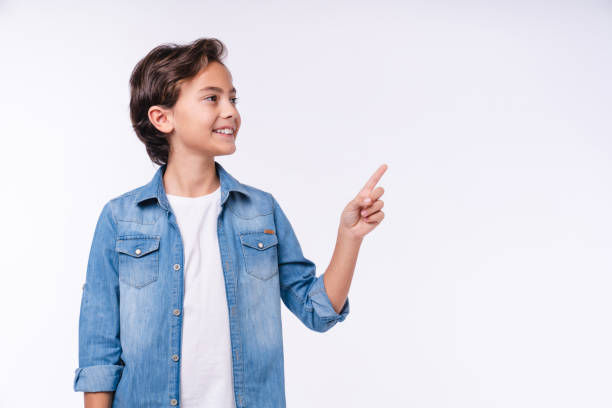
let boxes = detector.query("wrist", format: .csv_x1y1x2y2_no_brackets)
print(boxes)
338,225,364,244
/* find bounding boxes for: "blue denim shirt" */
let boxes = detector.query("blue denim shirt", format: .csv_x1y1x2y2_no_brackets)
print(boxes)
73,161,350,407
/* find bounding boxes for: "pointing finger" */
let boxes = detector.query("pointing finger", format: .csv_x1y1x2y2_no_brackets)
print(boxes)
360,164,388,194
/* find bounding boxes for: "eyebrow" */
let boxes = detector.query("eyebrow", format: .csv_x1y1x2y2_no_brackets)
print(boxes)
198,86,237,94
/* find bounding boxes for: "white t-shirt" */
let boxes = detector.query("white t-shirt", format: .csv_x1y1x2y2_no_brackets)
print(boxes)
166,185,236,408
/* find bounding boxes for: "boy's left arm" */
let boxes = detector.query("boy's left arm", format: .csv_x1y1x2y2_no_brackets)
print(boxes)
323,164,388,313
272,164,387,332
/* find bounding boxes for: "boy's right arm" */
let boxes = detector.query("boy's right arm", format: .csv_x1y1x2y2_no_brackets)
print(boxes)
74,201,124,400
84,392,114,408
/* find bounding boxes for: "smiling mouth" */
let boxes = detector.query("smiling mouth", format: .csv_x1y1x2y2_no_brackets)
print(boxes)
212,129,235,137
212,131,235,141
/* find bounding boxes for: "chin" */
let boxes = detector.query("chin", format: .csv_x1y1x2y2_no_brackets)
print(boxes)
214,146,237,157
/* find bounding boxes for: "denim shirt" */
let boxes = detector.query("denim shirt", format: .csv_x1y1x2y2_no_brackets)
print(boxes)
73,161,350,407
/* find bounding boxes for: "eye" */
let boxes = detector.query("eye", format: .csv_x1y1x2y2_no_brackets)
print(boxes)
203,95,239,104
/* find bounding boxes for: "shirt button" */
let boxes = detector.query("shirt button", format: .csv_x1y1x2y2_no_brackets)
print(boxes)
134,248,141,255
257,242,263,248
173,264,181,270
173,309,181,316
172,354,179,362
170,398,178,406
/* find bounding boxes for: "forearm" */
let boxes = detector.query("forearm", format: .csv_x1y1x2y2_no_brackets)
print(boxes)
84,391,114,408
323,225,363,313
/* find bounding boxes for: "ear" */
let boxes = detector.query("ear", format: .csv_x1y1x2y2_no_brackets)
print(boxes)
148,105,174,134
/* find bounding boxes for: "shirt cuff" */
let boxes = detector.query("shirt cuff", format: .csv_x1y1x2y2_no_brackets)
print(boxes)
73,364,124,392
310,274,350,323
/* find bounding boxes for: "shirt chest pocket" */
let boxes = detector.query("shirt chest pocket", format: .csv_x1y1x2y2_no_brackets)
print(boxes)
116,235,161,288
239,232,279,281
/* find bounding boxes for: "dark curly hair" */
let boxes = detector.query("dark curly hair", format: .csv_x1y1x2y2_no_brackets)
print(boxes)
129,38,228,165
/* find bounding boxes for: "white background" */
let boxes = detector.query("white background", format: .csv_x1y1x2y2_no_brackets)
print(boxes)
1,1,611,406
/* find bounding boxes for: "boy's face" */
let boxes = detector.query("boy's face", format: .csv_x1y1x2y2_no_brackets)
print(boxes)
154,60,241,158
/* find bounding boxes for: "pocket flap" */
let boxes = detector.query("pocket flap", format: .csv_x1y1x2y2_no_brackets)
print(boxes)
116,236,160,257
239,232,278,250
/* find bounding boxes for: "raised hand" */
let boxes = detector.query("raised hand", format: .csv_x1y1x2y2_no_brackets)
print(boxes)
339,164,387,239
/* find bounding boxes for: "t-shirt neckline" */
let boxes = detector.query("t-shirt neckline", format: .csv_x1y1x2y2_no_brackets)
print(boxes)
166,185,220,201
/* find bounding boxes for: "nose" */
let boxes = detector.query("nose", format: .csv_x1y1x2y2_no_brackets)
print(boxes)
221,98,239,119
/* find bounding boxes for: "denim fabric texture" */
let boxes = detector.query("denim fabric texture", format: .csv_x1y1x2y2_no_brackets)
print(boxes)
74,161,350,407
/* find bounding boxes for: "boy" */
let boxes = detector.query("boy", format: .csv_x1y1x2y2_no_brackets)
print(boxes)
74,37,387,408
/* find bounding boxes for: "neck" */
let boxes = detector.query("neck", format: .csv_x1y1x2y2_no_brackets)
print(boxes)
163,157,220,198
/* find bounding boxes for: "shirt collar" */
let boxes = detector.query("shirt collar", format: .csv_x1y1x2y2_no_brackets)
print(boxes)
135,161,249,210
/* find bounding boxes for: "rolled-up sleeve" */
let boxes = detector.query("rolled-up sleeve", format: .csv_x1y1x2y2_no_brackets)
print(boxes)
271,195,350,333
73,201,124,392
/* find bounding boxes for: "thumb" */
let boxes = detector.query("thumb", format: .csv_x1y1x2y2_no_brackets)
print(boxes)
346,194,372,211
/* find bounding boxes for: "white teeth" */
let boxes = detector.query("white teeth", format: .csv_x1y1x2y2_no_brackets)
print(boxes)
214,128,234,135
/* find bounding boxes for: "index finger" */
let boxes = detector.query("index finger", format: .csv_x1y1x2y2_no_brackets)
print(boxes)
361,164,388,193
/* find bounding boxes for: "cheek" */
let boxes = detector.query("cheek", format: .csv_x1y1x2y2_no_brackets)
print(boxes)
192,110,216,131
177,104,213,130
